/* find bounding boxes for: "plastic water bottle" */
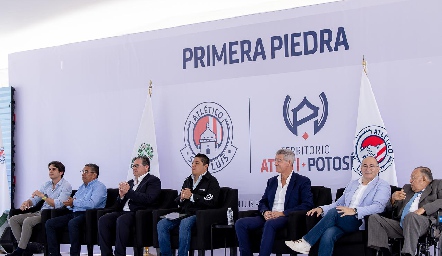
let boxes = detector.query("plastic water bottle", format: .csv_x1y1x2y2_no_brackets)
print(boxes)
227,207,234,225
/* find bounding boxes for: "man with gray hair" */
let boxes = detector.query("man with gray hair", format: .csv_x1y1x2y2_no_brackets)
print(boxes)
367,167,442,256
235,149,314,256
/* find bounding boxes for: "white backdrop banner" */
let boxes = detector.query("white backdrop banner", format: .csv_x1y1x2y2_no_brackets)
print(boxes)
8,0,442,210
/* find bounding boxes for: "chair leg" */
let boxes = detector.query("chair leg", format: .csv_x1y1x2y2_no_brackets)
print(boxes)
133,246,141,256
87,244,93,256
44,244,49,256
138,247,144,256
229,247,237,256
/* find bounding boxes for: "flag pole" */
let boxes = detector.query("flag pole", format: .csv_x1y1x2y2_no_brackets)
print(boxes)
145,80,155,256
149,80,153,98
362,55,367,75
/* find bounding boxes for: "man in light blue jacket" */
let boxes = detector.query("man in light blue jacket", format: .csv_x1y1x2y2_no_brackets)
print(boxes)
285,156,391,256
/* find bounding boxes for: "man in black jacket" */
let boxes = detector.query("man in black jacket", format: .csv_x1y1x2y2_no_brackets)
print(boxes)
157,153,220,256
98,156,161,256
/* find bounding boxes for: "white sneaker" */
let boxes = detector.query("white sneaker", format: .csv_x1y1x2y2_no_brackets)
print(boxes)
285,238,311,254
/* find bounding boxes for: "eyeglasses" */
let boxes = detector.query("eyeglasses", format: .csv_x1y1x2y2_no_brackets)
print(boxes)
80,170,96,174
410,175,422,182
361,165,379,169
131,164,141,168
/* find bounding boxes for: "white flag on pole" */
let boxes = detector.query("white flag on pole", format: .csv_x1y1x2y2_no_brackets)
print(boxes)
352,69,398,186
127,85,160,180
0,122,10,214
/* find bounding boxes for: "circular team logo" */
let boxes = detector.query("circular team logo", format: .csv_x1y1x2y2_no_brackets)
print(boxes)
353,125,394,175
0,147,4,164
180,102,237,173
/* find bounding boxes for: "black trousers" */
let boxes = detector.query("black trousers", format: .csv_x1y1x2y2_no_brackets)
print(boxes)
98,211,136,256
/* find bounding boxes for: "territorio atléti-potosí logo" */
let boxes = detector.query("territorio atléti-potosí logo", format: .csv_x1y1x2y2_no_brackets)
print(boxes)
353,125,394,176
180,102,237,173
283,92,329,139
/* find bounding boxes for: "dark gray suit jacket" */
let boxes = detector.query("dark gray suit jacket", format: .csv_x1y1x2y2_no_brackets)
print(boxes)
392,179,442,223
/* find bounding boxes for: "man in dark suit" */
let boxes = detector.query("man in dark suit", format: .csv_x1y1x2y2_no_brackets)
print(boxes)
98,156,161,256
235,149,314,256
367,167,442,256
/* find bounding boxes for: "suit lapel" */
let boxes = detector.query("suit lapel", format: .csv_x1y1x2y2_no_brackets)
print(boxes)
269,177,277,207
358,176,378,204
419,183,432,204
403,186,415,206
133,174,149,192
128,180,135,190
284,173,296,208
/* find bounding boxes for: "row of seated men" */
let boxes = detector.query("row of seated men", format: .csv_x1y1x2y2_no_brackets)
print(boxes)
6,149,442,256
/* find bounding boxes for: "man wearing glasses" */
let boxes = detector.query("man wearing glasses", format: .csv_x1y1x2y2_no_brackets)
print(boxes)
45,163,107,256
235,149,314,256
285,156,391,256
7,161,72,256
98,156,161,256
367,167,442,256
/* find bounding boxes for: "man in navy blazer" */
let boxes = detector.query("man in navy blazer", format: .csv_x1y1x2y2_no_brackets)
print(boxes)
98,156,161,256
235,149,314,256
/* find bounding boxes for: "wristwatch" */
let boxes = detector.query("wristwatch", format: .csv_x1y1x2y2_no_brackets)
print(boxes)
353,208,358,217
42,194,48,201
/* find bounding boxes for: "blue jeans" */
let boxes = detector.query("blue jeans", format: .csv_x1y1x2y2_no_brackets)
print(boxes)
157,215,197,256
303,208,362,256
235,215,288,256
45,211,86,256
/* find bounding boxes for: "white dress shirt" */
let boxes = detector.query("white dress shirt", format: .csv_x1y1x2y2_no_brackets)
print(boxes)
123,172,148,211
271,171,293,212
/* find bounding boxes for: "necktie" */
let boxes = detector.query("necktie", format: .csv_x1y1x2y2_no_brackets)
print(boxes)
400,191,422,227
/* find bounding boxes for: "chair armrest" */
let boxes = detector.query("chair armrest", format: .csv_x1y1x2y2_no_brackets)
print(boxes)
288,210,309,240
9,200,45,217
50,207,72,218
152,208,179,247
84,208,101,243
197,208,229,225
97,208,117,220
9,208,25,217
152,208,180,221
195,208,229,248
135,209,155,246
238,210,260,218
40,209,52,223
36,209,52,239
305,214,321,231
